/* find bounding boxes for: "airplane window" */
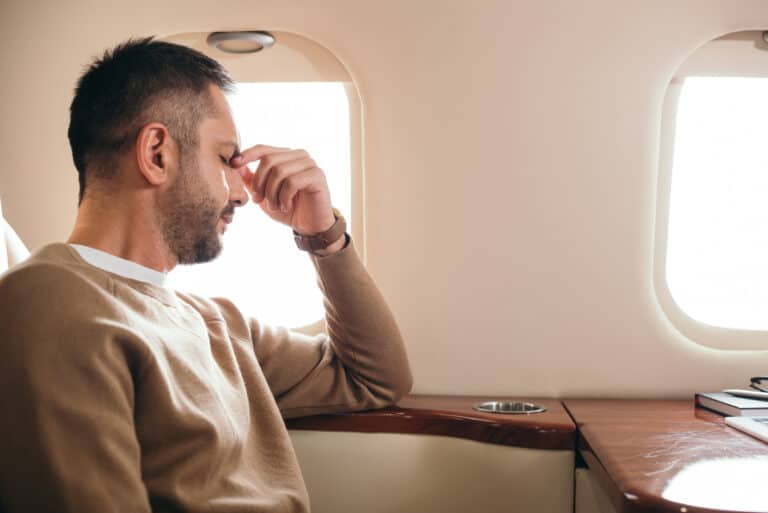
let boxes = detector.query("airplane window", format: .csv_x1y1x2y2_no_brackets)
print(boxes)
167,82,351,328
665,76,768,331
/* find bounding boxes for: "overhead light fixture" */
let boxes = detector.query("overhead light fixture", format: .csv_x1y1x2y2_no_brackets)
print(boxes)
206,31,275,54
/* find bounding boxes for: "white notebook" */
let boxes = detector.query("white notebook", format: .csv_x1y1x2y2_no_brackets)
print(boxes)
725,416,768,444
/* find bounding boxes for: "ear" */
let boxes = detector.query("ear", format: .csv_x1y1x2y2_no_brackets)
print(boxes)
135,123,177,186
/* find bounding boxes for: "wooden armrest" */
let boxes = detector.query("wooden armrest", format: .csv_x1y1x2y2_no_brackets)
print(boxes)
286,394,576,450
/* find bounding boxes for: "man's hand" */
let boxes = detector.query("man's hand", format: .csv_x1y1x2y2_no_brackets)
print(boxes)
230,145,336,237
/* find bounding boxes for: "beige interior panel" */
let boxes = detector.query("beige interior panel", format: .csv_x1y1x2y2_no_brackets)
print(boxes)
575,468,618,513
289,430,574,513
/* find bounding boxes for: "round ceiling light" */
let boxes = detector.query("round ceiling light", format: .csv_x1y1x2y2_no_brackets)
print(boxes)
206,31,275,54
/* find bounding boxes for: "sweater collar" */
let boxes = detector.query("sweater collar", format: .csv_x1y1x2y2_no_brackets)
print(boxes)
68,244,168,287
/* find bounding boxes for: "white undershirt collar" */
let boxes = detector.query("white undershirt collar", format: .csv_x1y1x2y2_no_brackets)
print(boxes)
69,244,168,287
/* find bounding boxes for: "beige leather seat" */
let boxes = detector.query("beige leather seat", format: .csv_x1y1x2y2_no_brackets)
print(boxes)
0,198,30,274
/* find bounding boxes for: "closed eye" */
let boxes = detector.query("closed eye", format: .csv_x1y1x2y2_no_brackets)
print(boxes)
220,155,231,167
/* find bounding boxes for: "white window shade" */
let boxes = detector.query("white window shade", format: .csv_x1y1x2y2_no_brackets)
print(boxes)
665,76,768,331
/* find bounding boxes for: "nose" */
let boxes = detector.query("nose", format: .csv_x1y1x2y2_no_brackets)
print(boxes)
226,167,249,207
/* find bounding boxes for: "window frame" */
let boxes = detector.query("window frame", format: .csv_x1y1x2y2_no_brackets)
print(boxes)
653,31,768,350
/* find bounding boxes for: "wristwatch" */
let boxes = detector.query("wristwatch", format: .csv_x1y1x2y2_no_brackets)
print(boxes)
293,208,347,252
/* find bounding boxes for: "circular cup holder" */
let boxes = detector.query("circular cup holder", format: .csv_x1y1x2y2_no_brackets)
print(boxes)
473,401,546,414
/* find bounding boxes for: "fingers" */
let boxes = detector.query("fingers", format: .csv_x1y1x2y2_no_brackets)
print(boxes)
230,145,329,214
231,145,291,198
252,149,310,203
262,157,317,211
230,144,290,168
237,166,253,189
277,168,323,212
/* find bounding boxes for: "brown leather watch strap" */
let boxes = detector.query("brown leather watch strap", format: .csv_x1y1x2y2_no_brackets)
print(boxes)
293,208,347,252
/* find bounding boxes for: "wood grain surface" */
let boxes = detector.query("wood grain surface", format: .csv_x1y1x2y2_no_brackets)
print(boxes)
564,399,768,513
286,394,576,450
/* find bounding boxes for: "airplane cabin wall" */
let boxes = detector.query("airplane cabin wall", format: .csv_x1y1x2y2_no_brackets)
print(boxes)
1,0,767,398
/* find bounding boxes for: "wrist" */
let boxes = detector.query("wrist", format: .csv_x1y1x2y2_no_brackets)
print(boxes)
295,213,335,236
310,232,348,256
293,207,347,253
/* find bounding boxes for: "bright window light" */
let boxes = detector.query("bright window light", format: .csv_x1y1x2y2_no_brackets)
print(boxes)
666,77,768,330
168,82,351,328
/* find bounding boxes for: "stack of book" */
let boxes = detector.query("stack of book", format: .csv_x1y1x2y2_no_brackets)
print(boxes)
695,392,768,417
695,390,768,444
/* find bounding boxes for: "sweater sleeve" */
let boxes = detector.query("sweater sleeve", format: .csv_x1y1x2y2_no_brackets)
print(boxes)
0,265,152,513
249,240,413,419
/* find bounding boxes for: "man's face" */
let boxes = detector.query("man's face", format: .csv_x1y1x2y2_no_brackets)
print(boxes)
160,85,246,265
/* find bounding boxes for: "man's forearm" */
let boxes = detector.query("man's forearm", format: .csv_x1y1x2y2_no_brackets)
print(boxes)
311,240,413,402
309,232,347,257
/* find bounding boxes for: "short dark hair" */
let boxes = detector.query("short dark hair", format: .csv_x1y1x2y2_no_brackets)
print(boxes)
68,37,234,202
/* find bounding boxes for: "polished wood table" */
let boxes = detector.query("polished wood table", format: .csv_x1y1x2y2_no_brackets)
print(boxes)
286,394,576,450
564,399,768,513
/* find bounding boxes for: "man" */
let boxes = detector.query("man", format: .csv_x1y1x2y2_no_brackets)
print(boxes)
0,37,412,512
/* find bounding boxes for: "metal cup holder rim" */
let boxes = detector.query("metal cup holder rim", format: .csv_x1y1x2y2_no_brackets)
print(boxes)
472,400,547,414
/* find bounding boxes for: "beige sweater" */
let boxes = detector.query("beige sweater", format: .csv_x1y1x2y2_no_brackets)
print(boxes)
0,242,412,512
